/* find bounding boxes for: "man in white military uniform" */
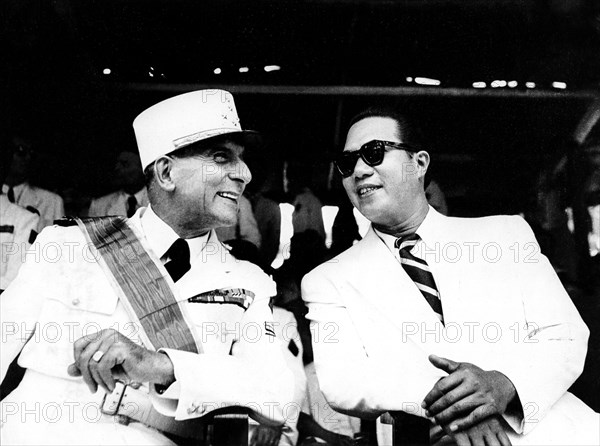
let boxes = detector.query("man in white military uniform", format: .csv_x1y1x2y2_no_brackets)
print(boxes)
1,89,293,445
302,106,599,445
1,135,64,229
0,194,39,292
87,150,149,218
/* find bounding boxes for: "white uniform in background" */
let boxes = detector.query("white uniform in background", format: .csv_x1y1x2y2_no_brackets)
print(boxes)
2,182,64,229
87,188,149,217
0,195,39,291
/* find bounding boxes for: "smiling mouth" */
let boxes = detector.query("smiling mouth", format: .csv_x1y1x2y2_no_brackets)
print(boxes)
357,185,382,197
217,191,240,202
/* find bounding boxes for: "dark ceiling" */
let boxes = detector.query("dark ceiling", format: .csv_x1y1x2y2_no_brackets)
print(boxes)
2,0,600,213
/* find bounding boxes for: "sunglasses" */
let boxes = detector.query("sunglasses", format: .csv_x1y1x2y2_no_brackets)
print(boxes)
334,140,420,178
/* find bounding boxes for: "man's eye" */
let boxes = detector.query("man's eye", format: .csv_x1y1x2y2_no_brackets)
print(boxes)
213,152,230,163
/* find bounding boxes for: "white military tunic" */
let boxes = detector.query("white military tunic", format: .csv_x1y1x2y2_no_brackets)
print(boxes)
1,206,293,445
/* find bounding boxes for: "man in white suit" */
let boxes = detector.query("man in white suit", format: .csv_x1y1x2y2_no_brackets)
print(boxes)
301,107,599,445
1,90,293,445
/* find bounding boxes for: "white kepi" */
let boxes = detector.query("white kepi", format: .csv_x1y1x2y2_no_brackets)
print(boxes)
133,89,261,169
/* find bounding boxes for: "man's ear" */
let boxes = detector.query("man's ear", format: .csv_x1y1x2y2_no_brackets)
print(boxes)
415,150,430,179
153,156,176,192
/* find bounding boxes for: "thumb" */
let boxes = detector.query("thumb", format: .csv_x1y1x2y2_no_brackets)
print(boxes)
428,354,460,373
67,363,82,377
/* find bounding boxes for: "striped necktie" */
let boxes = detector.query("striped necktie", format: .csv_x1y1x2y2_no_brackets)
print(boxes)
396,233,444,323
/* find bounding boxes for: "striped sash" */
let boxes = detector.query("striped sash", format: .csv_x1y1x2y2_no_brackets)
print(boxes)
75,216,201,353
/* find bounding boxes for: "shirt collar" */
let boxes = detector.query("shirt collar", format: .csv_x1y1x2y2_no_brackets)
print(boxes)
2,182,27,194
373,205,442,255
139,205,209,261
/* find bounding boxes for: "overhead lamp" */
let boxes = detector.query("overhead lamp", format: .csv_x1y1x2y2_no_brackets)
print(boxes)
148,72,154,78
508,81,518,88
552,81,567,89
406,77,413,82
414,77,440,86
525,82,536,89
239,67,249,73
264,65,281,72
214,68,222,75
103,68,111,75
472,82,486,89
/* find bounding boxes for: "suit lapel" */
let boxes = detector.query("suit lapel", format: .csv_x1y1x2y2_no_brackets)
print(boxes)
354,228,442,331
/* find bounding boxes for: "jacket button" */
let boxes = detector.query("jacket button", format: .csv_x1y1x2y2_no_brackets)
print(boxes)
72,298,80,306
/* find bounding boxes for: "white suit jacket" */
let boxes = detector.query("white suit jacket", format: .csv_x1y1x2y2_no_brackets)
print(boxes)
1,207,293,445
302,207,599,445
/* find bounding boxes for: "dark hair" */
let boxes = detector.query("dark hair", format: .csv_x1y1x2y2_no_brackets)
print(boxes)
347,106,426,151
347,106,431,187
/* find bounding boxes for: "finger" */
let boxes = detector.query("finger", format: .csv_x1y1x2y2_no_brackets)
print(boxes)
429,355,461,374
432,433,455,446
92,339,121,393
447,405,496,433
430,424,446,444
72,331,98,364
423,373,465,409
497,427,512,446
484,430,501,446
76,337,107,393
428,383,477,418
89,354,111,394
433,393,481,426
453,432,471,446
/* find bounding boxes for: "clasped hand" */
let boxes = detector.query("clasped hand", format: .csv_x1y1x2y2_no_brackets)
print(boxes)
67,328,175,394
423,354,516,445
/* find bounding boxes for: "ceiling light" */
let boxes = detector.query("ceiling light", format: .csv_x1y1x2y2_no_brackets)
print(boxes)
406,77,413,82
508,81,518,88
103,68,111,75
552,81,567,89
264,65,281,72
239,67,249,73
472,82,486,89
525,82,536,89
148,72,154,78
491,80,507,88
414,77,440,86
214,68,222,75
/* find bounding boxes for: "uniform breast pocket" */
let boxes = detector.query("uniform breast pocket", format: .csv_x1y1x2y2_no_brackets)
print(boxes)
42,273,120,332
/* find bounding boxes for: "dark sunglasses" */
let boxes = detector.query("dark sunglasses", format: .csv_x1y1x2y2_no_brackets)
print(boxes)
334,140,420,178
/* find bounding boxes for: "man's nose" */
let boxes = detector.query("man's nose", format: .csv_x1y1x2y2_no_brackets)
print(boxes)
352,156,374,179
228,158,252,185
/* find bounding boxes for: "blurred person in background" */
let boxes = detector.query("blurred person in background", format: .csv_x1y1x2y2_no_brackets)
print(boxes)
286,163,326,243
1,133,64,229
215,193,262,253
87,150,149,218
246,156,282,269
